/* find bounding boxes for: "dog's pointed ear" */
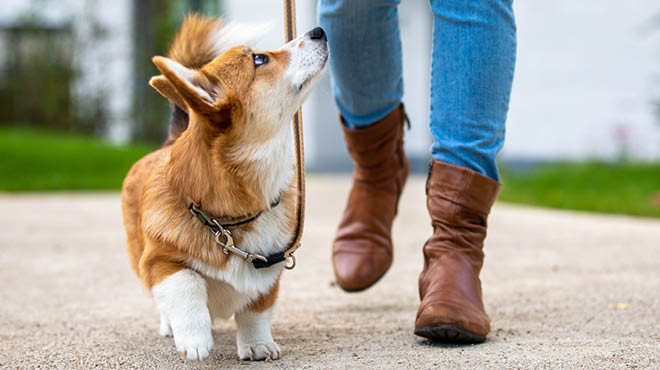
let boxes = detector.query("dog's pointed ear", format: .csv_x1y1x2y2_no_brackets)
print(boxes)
152,56,231,128
149,75,188,113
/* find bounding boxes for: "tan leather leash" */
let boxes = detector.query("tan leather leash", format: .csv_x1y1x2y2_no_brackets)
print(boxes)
193,2,305,270
282,0,305,269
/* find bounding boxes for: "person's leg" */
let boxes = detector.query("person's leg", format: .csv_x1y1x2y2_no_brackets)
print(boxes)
428,0,516,181
319,0,409,292
415,0,516,343
319,0,403,128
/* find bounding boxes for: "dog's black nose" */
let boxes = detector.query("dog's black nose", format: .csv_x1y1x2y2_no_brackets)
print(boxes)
309,27,326,41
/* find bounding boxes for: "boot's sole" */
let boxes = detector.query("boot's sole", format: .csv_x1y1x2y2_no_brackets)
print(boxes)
414,324,486,344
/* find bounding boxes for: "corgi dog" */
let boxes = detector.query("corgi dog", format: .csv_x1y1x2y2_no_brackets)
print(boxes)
121,14,328,361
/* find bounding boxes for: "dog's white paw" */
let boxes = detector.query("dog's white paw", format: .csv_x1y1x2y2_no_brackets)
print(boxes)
159,314,172,337
237,340,281,361
152,269,213,360
174,331,213,361
235,306,280,361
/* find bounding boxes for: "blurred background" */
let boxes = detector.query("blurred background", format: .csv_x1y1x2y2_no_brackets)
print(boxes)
0,0,659,218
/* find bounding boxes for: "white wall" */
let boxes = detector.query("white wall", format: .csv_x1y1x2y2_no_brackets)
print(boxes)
505,0,660,161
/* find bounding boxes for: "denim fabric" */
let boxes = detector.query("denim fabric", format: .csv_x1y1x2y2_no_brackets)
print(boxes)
318,0,517,181
317,0,404,128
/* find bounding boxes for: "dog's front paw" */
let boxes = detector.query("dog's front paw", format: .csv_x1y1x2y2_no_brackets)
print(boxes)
174,331,213,360
237,340,281,361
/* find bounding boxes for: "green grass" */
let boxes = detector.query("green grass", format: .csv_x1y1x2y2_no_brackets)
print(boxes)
0,127,155,191
499,162,660,218
1,127,659,218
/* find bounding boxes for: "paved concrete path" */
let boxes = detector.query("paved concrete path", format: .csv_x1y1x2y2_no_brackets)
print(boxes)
1,177,659,369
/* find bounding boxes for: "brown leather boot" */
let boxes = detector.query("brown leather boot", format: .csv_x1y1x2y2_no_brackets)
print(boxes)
332,104,409,292
414,161,501,343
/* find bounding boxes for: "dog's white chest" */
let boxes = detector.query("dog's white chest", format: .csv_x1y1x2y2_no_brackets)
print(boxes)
185,191,291,318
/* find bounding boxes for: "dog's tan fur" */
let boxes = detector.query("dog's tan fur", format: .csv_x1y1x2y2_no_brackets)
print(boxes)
123,14,293,287
120,13,327,361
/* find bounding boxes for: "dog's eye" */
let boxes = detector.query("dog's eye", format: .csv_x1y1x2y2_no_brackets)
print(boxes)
253,54,269,67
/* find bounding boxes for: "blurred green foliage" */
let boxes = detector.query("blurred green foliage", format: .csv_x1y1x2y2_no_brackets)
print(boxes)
2,127,659,221
499,162,660,218
0,0,219,144
0,127,154,191
0,23,107,135
132,0,220,144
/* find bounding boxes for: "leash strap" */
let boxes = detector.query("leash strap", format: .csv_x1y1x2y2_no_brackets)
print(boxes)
283,0,305,266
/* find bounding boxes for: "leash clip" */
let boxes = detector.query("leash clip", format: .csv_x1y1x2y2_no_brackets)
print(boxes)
212,220,268,263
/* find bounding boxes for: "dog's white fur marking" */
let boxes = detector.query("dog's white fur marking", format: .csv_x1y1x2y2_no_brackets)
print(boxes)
209,22,271,55
283,35,329,95
152,269,213,360
187,257,283,301
228,121,294,209
235,307,280,361
226,32,328,210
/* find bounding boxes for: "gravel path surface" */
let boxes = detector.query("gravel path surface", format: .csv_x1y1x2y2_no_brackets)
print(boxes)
1,177,659,369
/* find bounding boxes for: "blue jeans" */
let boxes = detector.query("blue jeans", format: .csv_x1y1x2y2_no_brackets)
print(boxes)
319,0,516,181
